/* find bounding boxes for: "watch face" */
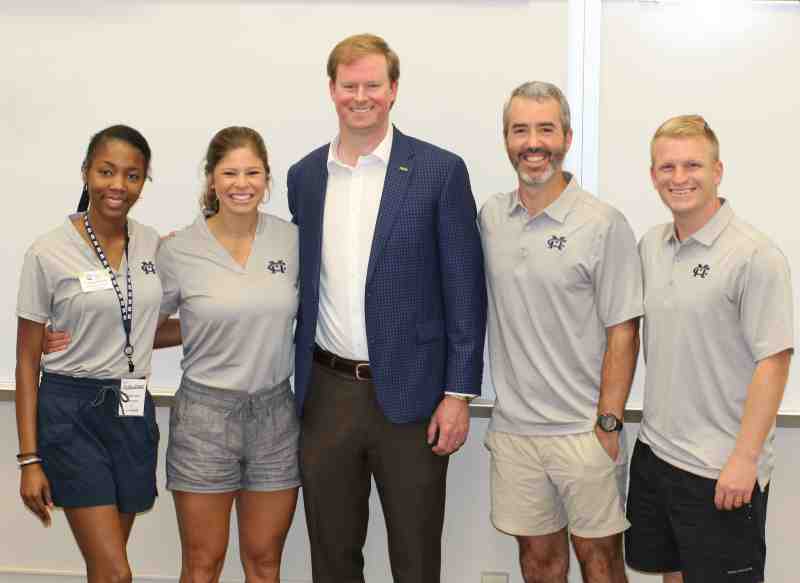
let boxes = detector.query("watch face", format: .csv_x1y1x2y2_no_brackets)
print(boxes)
599,414,620,432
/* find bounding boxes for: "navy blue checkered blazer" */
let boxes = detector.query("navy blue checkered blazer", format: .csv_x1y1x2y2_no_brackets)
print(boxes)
287,128,487,424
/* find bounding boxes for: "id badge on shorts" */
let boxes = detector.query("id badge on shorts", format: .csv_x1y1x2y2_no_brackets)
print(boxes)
119,378,147,417
78,270,113,292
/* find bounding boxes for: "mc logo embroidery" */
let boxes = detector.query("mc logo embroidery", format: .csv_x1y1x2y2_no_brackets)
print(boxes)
267,260,287,274
546,235,567,251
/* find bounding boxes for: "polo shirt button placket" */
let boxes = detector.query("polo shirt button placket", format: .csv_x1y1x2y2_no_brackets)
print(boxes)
670,245,681,285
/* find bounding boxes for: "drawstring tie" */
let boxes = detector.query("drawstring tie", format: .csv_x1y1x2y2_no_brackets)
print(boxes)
230,393,258,420
91,384,131,415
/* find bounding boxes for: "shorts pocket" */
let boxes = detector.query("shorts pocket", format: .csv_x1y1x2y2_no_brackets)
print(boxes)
170,391,226,446
483,430,496,453
170,388,186,424
145,392,160,445
271,392,301,444
38,423,78,480
588,430,621,465
713,503,762,580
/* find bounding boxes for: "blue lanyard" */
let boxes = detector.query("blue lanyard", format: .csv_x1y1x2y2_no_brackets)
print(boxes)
83,212,135,373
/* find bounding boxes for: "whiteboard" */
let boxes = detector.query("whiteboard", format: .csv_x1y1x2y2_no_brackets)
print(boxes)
0,1,569,397
598,2,800,413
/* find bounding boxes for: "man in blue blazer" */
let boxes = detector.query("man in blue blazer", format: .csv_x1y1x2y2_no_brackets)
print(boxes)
287,34,486,583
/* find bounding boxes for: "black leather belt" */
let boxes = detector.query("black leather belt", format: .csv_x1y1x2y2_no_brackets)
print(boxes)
313,345,372,381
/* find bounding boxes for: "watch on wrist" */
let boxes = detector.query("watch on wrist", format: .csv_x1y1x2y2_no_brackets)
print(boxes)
597,413,623,432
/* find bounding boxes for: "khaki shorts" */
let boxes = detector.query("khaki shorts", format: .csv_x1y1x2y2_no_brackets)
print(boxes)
485,429,630,539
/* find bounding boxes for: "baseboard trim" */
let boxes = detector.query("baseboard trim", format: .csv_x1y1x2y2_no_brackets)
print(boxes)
0,567,311,583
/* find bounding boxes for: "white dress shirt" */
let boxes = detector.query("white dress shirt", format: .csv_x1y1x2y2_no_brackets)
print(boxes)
316,127,393,361
316,127,472,400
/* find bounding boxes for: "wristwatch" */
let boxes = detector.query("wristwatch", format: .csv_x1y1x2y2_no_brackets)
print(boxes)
596,413,623,432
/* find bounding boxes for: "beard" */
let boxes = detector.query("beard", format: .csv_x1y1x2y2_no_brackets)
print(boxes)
511,147,566,187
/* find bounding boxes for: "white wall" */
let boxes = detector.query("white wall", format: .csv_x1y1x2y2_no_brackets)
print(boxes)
598,1,800,411
2,1,800,581
0,0,568,401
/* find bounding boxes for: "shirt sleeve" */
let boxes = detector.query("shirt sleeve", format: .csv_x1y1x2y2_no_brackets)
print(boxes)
437,156,486,396
741,244,794,361
16,246,52,324
156,241,181,316
593,211,644,327
637,234,650,364
477,198,492,234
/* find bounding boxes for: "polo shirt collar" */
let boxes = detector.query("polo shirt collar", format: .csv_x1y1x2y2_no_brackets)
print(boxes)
663,198,733,247
327,125,393,170
508,172,580,224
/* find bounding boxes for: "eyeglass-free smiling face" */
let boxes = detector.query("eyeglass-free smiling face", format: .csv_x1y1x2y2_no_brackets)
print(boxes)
505,97,572,189
651,135,723,228
83,139,147,222
330,53,398,139
208,146,269,216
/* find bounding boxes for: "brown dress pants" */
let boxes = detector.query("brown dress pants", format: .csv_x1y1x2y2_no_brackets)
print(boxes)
300,361,449,583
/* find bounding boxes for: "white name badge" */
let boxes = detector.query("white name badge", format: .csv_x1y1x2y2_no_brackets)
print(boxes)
78,270,113,293
119,378,147,417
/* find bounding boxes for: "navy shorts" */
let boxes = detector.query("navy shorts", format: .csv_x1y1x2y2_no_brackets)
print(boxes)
625,439,768,583
37,372,160,513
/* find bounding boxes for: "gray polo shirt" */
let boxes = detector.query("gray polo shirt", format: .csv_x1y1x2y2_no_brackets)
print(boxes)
481,175,643,436
638,201,793,487
17,215,163,378
158,212,298,393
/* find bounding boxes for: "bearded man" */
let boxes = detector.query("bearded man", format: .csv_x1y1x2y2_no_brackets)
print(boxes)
479,81,642,583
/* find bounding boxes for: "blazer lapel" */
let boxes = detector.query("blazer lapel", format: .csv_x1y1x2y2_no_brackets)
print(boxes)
366,129,414,285
309,153,329,293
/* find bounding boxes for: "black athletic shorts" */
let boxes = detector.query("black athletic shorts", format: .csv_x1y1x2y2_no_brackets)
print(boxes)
625,439,768,583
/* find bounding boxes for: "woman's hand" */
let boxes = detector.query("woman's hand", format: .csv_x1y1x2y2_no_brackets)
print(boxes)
16,317,50,526
20,464,53,526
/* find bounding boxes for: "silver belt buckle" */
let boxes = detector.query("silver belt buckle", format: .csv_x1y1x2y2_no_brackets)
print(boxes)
354,362,370,381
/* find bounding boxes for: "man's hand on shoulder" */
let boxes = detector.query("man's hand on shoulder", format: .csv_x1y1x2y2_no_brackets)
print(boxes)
715,451,758,511
427,395,471,456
